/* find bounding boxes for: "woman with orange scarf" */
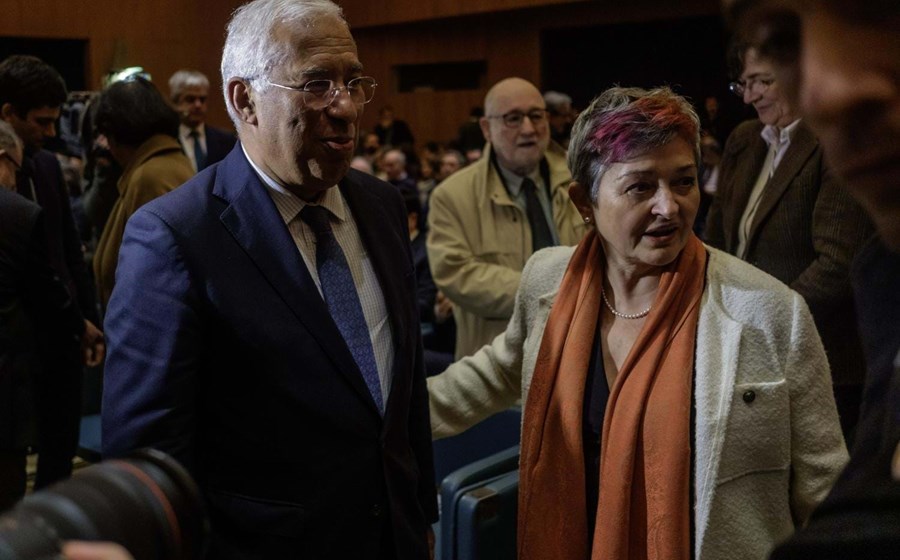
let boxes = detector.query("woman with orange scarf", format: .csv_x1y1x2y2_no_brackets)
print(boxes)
427,86,848,560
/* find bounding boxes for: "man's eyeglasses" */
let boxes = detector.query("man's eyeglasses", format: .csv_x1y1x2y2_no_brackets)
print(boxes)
486,109,549,129
729,76,775,98
263,77,377,110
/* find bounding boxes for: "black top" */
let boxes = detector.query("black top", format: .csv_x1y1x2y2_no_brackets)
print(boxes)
583,311,610,536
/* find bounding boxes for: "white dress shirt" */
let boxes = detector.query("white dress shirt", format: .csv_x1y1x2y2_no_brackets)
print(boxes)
736,119,801,259
179,124,207,173
243,146,395,399
497,162,560,245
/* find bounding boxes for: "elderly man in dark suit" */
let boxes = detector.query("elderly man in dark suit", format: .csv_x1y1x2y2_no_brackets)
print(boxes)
0,122,82,510
168,69,236,172
704,42,873,441
101,1,437,559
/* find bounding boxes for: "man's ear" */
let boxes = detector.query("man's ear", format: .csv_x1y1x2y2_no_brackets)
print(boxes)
568,180,594,220
478,117,491,145
0,102,15,122
227,78,257,126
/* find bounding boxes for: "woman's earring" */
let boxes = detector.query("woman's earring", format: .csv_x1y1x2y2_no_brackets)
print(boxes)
583,215,592,224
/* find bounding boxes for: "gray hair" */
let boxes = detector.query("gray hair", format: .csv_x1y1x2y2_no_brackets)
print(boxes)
543,90,572,113
384,148,406,166
220,0,346,126
567,86,701,202
0,120,21,153
168,69,210,101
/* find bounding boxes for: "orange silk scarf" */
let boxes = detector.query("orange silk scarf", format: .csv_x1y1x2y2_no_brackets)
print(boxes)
518,230,707,560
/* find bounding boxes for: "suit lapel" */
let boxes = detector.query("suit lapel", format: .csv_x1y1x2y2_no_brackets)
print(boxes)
340,171,413,413
746,123,817,244
214,147,380,415
726,128,768,252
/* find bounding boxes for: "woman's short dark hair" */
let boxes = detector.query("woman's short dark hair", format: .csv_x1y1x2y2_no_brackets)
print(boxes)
567,86,700,203
94,78,180,147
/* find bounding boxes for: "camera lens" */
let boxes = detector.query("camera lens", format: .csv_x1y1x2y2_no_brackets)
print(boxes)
0,449,208,560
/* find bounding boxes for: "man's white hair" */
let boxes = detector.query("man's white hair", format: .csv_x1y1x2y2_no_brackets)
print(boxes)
220,0,346,127
169,69,210,102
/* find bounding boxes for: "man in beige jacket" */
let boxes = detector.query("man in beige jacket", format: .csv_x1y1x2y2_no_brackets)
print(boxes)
427,77,587,359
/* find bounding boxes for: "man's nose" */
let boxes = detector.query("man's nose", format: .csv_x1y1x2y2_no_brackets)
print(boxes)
326,90,359,121
519,115,537,135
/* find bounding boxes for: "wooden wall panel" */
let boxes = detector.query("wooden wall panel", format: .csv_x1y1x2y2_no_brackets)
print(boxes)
0,0,240,129
0,0,720,141
341,0,589,28
353,0,720,144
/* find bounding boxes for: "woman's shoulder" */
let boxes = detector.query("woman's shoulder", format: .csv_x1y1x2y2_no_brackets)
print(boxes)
704,245,805,321
522,246,576,288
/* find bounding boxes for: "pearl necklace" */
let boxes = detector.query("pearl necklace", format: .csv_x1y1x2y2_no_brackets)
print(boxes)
601,287,651,319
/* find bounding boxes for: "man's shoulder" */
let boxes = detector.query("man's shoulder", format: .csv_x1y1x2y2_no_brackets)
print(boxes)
134,164,222,227
0,189,41,236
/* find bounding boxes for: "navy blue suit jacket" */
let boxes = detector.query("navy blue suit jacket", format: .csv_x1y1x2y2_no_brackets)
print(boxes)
102,145,437,559
203,125,236,170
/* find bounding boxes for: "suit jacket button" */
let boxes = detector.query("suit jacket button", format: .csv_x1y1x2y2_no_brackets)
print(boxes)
742,390,756,404
371,504,382,517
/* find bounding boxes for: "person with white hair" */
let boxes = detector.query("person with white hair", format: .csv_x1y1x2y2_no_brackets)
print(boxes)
101,1,438,558
168,68,236,172
543,89,576,147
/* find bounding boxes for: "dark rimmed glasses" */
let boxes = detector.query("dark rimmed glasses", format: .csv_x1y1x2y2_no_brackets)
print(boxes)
486,109,549,129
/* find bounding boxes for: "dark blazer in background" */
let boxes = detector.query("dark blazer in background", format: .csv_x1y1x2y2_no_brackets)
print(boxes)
102,145,438,560
17,149,97,325
0,189,82,450
0,189,82,509
202,125,236,170
705,120,873,394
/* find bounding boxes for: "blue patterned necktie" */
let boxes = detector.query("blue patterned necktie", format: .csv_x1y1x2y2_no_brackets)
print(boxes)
190,129,206,171
300,205,384,413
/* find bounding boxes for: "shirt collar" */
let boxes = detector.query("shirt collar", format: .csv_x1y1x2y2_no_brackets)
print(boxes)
180,123,206,141
496,160,543,197
761,118,801,148
241,143,346,226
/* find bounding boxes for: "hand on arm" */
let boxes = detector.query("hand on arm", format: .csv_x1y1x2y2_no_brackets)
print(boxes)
82,319,105,367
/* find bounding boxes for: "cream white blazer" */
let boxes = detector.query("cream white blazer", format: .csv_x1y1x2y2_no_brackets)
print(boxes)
428,245,848,560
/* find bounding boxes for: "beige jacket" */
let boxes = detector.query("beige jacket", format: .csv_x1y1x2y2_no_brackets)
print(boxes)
94,134,193,308
428,245,848,560
426,143,587,359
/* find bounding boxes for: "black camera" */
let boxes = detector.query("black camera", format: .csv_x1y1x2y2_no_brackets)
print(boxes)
0,449,208,560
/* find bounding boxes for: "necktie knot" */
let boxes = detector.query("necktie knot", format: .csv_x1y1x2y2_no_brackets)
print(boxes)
300,204,333,236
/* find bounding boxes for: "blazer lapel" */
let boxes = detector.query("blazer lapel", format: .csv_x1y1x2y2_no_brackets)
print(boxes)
726,129,768,252
214,146,380,415
746,123,817,244
340,171,414,413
